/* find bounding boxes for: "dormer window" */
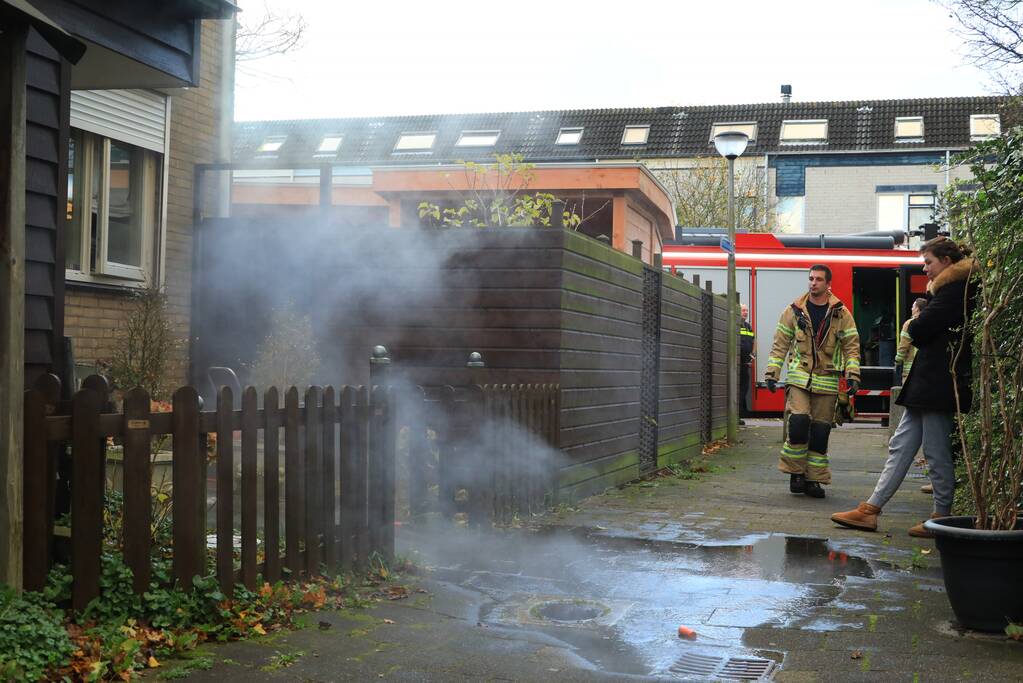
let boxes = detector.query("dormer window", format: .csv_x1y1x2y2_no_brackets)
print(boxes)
456,130,500,147
894,117,924,141
394,132,436,152
315,135,343,155
710,122,757,143
556,127,584,145
779,120,828,144
970,114,1001,140
621,125,650,145
256,136,286,154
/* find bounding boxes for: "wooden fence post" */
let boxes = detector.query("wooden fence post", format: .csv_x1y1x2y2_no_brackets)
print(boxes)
263,387,281,583
71,386,104,612
215,386,234,595
22,374,60,592
321,386,337,572
304,386,323,576
339,386,358,570
240,387,258,591
172,386,204,588
122,387,152,594
284,387,302,577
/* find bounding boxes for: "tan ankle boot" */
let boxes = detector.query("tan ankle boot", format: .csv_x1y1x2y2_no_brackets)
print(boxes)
908,513,942,538
830,503,881,531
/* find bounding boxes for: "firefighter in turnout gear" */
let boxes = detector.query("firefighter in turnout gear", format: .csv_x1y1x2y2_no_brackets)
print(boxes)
764,265,861,498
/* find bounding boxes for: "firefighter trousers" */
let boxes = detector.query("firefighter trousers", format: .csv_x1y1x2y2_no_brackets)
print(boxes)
780,385,838,484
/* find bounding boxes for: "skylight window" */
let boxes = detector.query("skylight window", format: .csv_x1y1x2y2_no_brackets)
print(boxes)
315,134,343,155
710,122,758,142
779,120,828,144
394,132,436,152
894,117,924,141
256,136,286,154
970,114,1001,140
621,125,650,145
455,130,500,147
556,127,584,145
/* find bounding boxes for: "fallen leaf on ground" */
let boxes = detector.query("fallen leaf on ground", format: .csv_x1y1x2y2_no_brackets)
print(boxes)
850,650,863,659
252,623,267,635
920,548,932,555
147,656,160,668
383,619,395,624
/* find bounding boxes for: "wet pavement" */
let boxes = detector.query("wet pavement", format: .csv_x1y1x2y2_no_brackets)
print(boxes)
178,422,1023,682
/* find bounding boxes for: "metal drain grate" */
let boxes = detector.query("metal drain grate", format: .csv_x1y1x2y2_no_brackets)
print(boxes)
668,653,776,681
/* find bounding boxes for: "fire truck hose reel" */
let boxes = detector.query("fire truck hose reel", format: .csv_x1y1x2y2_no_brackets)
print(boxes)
788,414,811,445
809,420,832,454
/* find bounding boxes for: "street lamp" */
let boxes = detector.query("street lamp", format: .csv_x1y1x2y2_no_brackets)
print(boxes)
713,131,749,443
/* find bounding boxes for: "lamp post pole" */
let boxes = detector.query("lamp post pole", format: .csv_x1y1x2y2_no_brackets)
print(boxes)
726,156,738,443
713,131,748,444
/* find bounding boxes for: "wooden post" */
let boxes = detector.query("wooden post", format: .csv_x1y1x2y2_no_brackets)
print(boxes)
172,386,204,587
71,388,103,611
240,387,258,591
122,387,152,594
0,23,27,590
215,386,234,595
304,386,323,575
262,387,281,583
321,386,337,571
284,387,302,576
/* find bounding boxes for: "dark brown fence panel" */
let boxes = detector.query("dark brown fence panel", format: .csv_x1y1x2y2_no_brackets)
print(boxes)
172,386,204,587
321,386,337,570
304,386,323,575
263,387,281,583
658,274,705,466
354,386,370,566
122,387,152,594
339,386,359,570
711,293,730,440
71,386,104,611
559,232,644,500
22,374,60,592
240,387,259,591
284,387,302,576
215,386,235,594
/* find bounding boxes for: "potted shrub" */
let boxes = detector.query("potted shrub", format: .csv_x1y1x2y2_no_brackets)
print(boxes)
925,126,1023,633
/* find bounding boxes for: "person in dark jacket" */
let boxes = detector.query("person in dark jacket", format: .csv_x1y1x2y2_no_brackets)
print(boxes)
739,302,755,422
831,237,977,537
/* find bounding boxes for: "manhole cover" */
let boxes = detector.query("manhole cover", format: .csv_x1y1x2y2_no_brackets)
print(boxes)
668,653,776,681
534,600,607,623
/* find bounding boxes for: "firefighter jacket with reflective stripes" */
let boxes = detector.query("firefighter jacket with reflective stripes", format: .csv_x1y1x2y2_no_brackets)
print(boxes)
895,318,916,381
740,321,755,365
764,292,861,394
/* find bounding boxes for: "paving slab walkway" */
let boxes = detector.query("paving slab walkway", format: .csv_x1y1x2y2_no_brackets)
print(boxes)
174,422,1023,682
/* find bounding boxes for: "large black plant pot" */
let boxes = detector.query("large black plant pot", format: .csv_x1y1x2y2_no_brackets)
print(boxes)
925,516,1023,632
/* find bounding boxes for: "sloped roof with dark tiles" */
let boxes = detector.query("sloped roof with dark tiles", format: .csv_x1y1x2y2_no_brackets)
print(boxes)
233,96,1013,166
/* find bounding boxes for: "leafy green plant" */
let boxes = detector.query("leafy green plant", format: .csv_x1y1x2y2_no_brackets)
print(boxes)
0,586,75,682
417,153,588,229
941,125,1023,530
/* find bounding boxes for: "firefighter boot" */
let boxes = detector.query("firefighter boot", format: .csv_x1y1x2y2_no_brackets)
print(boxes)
789,474,806,494
804,481,826,498
830,503,882,532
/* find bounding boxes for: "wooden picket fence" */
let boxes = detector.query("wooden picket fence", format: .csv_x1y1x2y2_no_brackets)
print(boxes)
408,384,560,526
22,373,396,612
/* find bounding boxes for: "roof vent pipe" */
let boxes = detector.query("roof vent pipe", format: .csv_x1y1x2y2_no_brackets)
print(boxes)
781,84,792,103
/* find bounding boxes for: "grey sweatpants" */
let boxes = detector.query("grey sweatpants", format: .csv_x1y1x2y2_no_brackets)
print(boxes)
867,408,955,516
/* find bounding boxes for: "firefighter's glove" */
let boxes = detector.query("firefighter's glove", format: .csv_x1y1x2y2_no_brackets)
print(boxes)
846,380,860,396
766,379,778,394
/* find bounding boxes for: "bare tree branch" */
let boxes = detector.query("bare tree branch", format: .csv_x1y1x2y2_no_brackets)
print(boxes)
236,1,307,62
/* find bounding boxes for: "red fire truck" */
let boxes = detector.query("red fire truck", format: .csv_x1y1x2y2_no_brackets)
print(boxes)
661,232,928,420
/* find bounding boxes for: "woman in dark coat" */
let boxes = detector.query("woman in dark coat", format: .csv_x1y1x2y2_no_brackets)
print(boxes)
831,237,977,537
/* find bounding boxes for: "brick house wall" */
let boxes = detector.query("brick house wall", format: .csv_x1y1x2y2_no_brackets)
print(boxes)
63,20,229,390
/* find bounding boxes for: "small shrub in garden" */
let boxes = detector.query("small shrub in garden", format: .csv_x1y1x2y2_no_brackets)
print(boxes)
0,587,75,682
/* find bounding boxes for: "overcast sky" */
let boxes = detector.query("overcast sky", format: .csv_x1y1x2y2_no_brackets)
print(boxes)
234,0,991,122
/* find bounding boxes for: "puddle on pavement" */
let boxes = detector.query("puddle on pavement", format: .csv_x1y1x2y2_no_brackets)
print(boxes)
401,527,882,679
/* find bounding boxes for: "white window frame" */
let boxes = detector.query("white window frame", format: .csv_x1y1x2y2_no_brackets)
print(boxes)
556,127,584,145
894,116,924,142
710,121,758,143
621,125,650,145
394,132,437,152
257,135,286,154
970,114,1001,141
455,130,501,147
65,130,161,285
876,192,934,232
314,134,343,156
779,119,828,144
